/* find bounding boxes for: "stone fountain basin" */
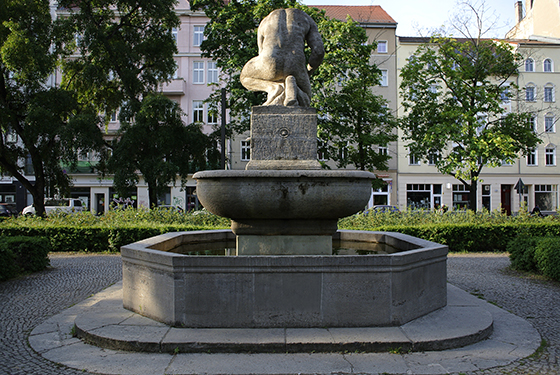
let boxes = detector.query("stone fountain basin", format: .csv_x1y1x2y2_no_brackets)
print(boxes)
121,230,448,328
192,169,375,221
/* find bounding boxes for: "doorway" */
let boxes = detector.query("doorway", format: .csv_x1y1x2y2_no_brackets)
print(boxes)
501,185,512,215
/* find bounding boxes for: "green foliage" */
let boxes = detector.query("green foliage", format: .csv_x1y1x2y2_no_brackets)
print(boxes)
0,236,51,281
507,236,540,272
109,94,213,207
535,237,560,281
59,0,180,117
340,209,560,252
313,15,398,174
399,33,541,210
0,208,230,253
0,0,105,216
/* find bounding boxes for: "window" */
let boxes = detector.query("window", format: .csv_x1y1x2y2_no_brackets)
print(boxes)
171,28,178,44
377,41,388,53
380,70,388,86
428,151,439,165
406,184,432,209
525,85,536,101
544,58,553,72
317,140,328,161
193,101,204,123
482,184,491,211
500,86,510,103
207,62,219,84
193,26,204,46
544,85,555,102
193,62,204,84
241,140,250,161
110,111,118,122
453,184,470,210
528,114,537,132
545,115,555,133
207,110,218,125
546,146,556,166
535,185,558,211
409,154,420,165
527,148,537,166
525,58,534,72
378,146,388,156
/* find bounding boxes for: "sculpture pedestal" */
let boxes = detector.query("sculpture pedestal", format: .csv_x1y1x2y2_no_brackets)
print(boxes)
246,106,321,170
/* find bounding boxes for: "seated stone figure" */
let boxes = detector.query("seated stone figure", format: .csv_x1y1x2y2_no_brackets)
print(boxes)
240,8,324,107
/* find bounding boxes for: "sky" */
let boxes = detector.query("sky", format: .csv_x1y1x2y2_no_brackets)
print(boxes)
301,0,517,38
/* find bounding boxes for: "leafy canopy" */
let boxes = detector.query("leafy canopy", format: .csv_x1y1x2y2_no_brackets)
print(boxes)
0,0,105,216
399,35,541,209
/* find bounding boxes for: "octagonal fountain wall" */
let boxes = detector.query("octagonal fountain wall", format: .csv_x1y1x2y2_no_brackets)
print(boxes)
121,229,447,328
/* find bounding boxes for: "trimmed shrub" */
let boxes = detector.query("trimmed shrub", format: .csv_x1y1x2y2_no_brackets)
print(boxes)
0,245,18,281
535,237,560,281
0,236,51,280
508,236,540,272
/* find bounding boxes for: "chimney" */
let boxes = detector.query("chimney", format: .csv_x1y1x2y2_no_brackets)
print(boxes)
516,1,524,23
525,0,533,12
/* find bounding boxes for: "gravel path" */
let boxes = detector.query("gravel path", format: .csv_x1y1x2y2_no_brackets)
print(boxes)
0,252,558,374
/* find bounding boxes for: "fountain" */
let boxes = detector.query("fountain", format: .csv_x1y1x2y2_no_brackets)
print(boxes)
121,8,447,329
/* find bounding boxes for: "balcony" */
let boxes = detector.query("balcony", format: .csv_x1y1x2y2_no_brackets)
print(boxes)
160,79,186,95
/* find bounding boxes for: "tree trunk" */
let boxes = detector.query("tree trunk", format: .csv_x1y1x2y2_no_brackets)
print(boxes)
147,180,158,209
469,180,478,211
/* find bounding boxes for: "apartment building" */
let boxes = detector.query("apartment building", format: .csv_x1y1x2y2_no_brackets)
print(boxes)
60,0,219,214
395,0,560,214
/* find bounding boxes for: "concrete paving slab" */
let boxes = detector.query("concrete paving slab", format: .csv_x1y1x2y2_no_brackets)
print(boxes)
29,282,541,375
340,352,411,374
167,353,353,375
401,305,493,350
162,327,286,353
41,341,173,375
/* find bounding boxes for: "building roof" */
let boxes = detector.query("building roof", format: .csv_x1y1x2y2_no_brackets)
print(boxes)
311,5,397,26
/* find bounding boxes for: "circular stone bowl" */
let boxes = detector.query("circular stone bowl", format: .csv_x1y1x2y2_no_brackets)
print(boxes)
192,169,375,227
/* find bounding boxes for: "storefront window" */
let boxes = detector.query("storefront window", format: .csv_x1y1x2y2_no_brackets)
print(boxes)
453,184,470,210
535,185,558,211
407,184,431,209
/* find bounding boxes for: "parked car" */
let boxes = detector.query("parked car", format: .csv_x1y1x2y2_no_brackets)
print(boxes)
0,203,17,217
22,198,84,216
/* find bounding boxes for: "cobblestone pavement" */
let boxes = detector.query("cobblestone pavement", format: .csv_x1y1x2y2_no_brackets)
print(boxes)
447,253,560,375
0,252,559,374
0,253,122,375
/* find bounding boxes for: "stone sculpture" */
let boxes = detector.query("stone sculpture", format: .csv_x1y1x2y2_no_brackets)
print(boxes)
240,8,324,107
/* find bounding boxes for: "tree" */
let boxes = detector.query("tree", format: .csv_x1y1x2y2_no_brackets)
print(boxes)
313,15,397,179
60,0,215,207
0,0,105,216
59,0,180,117
191,0,396,178
399,2,541,211
108,94,212,208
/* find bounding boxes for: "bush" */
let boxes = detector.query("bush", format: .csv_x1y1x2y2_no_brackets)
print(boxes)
508,236,540,272
535,237,560,281
0,236,51,281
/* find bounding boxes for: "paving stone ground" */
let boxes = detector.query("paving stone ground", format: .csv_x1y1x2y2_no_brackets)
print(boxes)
0,253,122,375
0,251,558,374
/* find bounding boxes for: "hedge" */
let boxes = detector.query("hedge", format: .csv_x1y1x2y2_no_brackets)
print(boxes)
0,236,52,281
508,235,560,281
2,220,560,254
0,224,216,253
